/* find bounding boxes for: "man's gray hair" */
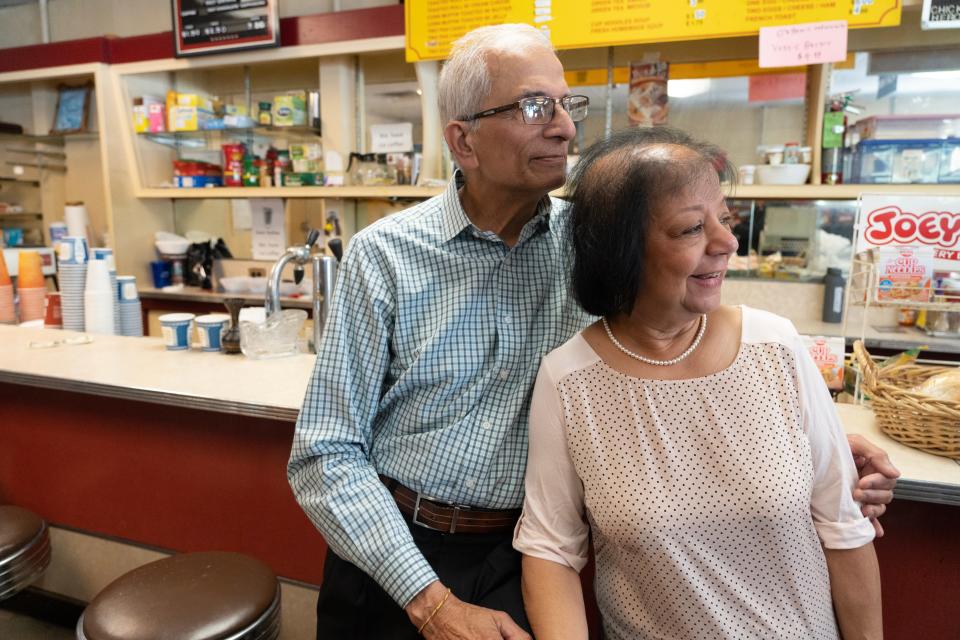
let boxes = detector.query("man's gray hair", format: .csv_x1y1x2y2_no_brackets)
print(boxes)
438,24,554,127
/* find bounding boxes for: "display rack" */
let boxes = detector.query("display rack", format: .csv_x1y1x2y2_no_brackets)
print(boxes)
842,251,960,404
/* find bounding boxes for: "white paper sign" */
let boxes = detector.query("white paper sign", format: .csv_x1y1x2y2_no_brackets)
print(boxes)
370,123,414,153
857,194,960,271
250,199,286,261
230,199,253,231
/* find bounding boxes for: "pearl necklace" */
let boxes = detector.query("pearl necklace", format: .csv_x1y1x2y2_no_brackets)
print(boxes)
602,314,708,366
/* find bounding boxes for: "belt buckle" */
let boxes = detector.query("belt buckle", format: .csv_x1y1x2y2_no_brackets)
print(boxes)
412,493,471,534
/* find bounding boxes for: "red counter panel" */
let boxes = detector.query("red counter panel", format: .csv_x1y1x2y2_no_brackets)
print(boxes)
0,383,326,584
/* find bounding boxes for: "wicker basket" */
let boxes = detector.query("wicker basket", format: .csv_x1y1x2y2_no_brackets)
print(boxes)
853,340,960,459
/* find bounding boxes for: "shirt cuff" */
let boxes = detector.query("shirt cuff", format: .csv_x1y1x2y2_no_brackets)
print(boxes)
370,540,440,608
815,516,876,549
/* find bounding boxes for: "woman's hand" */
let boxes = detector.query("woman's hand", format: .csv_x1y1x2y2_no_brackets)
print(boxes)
847,434,900,537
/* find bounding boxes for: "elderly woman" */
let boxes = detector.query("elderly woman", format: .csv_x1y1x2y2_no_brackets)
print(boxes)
513,127,882,639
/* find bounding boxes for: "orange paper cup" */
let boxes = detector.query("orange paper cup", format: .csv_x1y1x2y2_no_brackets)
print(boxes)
0,254,10,286
17,251,45,288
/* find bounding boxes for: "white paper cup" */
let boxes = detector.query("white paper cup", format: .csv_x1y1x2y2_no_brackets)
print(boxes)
159,313,195,351
84,289,115,335
195,314,230,352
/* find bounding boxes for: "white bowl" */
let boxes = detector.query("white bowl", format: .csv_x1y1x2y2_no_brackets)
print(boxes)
219,276,251,293
248,277,268,294
155,239,190,255
755,163,811,185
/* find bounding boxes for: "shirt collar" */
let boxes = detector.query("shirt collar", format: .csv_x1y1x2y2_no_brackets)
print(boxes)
439,170,555,244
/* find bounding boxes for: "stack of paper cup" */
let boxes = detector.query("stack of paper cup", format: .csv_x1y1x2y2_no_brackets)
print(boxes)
16,251,47,323
65,202,90,243
84,259,115,335
93,248,120,334
58,236,89,332
0,252,13,324
117,275,143,337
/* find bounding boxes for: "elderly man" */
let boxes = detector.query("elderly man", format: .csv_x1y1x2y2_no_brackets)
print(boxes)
288,24,897,640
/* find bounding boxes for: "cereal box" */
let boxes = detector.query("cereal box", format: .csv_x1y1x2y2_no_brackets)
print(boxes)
876,246,933,302
802,336,845,391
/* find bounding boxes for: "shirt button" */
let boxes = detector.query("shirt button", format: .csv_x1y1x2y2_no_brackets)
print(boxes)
465,478,477,489
482,420,492,430
503,315,512,325
498,369,510,380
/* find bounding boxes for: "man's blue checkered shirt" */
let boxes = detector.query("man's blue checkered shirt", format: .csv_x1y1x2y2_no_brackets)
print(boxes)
288,175,592,607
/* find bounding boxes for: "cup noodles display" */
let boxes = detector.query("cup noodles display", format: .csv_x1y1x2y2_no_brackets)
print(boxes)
875,246,933,302
802,336,844,391
628,61,669,127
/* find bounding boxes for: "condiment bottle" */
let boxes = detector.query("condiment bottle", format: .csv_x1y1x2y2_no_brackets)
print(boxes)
822,267,845,323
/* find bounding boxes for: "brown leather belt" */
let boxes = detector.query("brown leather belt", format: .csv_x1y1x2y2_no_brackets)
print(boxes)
381,476,520,534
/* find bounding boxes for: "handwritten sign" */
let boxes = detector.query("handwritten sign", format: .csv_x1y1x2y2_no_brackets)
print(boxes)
405,1,899,62
759,20,848,68
370,123,414,153
251,199,286,261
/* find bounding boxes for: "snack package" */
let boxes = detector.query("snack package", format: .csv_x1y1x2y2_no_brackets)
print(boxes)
912,369,960,402
876,246,933,302
802,335,845,390
880,346,926,370
628,62,669,126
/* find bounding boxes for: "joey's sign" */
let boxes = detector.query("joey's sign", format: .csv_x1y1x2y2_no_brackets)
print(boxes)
857,194,960,269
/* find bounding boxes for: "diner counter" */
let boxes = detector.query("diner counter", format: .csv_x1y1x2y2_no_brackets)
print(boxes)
0,325,313,421
1,324,958,504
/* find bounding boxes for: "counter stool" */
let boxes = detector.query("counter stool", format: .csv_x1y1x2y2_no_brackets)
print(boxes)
0,505,52,601
76,551,280,640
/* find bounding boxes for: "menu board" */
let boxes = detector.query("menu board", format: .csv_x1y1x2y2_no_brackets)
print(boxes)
172,0,280,58
405,0,901,62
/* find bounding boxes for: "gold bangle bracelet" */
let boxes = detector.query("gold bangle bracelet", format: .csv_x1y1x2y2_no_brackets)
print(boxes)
418,587,452,635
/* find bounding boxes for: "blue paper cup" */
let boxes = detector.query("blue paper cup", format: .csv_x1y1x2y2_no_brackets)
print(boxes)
158,313,195,351
150,260,172,288
195,314,229,352
57,236,89,265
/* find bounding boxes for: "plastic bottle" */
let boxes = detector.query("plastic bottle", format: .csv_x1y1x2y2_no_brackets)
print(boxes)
822,268,845,323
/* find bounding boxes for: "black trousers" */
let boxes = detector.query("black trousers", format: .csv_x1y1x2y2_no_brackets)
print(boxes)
315,515,531,639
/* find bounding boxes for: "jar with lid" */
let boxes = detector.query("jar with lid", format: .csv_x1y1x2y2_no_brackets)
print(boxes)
783,142,801,164
258,101,272,126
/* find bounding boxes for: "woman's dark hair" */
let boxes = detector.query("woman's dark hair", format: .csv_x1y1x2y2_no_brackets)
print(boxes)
568,126,735,317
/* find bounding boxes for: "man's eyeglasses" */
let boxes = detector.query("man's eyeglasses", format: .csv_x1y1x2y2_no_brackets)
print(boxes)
460,95,590,125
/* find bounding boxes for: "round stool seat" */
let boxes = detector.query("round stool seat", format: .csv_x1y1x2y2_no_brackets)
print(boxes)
78,551,280,640
0,505,51,600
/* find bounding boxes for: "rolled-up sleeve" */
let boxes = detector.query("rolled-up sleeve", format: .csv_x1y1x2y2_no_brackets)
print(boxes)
513,361,590,572
793,335,876,549
287,235,437,607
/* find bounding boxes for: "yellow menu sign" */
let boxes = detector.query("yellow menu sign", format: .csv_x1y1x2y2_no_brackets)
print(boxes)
405,0,901,62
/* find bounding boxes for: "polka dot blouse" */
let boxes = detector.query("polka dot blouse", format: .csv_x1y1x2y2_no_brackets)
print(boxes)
513,306,875,640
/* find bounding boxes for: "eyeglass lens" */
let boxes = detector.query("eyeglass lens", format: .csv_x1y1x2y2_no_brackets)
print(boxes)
520,96,588,124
